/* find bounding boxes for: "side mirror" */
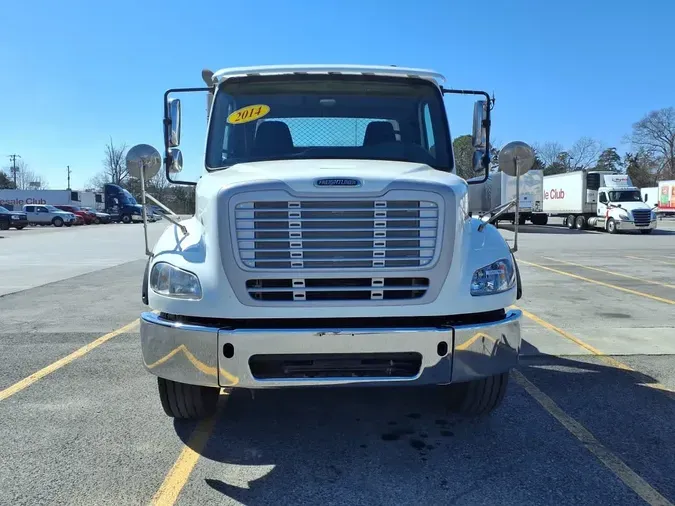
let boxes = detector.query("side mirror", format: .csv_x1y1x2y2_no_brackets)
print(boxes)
168,98,182,147
644,194,648,202
167,148,183,174
472,149,486,173
472,100,488,150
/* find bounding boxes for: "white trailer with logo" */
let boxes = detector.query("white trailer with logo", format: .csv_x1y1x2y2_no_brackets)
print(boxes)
468,169,547,225
542,171,657,233
0,189,104,212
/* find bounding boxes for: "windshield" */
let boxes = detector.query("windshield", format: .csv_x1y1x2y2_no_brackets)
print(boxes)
206,76,452,171
45,205,61,212
608,190,642,202
0,206,8,212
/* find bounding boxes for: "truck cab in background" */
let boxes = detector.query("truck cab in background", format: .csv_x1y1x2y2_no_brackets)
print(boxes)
103,183,144,223
543,171,657,234
125,64,537,422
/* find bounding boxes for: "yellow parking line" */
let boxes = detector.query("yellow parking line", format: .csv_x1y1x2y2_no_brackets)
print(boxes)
520,260,675,305
542,257,675,289
150,391,228,506
512,370,673,506
0,319,140,402
514,306,675,399
626,255,675,266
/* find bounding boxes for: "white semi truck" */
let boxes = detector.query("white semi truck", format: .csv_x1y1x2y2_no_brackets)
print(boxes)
468,169,547,225
543,170,658,233
127,64,537,420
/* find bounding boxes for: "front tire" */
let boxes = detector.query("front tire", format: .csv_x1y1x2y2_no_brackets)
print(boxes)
14,225,25,230
607,218,617,234
52,217,64,227
121,214,132,224
640,229,653,235
446,372,509,417
157,377,220,419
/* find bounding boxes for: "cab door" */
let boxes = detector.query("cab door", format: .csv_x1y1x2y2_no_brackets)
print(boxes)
34,205,51,223
24,205,38,223
597,191,609,226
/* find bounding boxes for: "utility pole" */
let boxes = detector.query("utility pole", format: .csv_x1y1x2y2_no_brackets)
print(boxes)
67,165,72,190
7,154,21,187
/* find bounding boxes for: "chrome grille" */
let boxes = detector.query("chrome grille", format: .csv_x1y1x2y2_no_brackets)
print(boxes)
246,277,429,301
235,200,439,269
632,209,651,225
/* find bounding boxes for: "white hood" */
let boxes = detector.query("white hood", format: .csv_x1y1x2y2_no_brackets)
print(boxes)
196,159,467,200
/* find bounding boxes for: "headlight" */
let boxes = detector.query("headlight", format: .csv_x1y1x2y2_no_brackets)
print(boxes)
471,257,516,296
617,210,630,220
11,215,20,220
150,262,202,300
651,211,657,220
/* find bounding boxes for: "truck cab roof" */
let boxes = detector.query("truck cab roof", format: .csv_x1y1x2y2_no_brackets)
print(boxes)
210,64,446,86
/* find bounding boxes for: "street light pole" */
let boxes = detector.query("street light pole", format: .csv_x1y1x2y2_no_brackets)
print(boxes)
67,165,72,190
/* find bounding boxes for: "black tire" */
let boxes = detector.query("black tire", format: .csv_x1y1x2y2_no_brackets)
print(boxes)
531,214,548,226
0,221,9,231
607,218,617,234
142,257,150,305
52,217,64,227
121,214,132,224
65,222,73,227
640,229,653,235
94,217,101,224
446,372,509,417
14,225,25,230
575,215,587,230
157,377,220,419
518,214,527,225
566,215,576,229
513,254,522,300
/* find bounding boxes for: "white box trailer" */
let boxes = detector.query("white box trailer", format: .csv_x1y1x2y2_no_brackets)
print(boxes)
468,169,547,225
0,189,104,212
543,170,657,233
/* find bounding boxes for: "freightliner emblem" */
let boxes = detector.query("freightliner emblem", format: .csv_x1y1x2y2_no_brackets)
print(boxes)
314,178,362,187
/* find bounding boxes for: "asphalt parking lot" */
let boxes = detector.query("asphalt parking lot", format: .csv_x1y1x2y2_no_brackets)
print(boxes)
1,218,675,506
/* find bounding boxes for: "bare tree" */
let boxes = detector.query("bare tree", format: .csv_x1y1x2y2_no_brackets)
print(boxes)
629,107,675,180
532,141,564,168
568,136,603,170
102,137,128,185
8,160,49,189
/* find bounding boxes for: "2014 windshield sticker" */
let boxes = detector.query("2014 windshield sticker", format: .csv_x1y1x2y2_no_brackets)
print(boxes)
227,104,270,124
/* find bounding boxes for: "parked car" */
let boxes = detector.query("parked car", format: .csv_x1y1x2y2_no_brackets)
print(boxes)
81,207,112,224
22,204,77,227
54,205,95,225
0,205,29,230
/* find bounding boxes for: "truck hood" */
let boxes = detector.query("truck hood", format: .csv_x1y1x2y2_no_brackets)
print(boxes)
613,201,653,212
200,159,466,197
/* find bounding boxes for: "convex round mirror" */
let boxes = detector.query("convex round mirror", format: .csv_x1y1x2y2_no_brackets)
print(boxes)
126,144,162,180
498,141,535,177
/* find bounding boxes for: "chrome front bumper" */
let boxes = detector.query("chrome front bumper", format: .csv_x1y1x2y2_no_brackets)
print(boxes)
615,220,657,231
140,310,522,388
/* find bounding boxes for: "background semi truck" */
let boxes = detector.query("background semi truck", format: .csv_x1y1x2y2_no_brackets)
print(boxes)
542,170,657,233
468,169,547,225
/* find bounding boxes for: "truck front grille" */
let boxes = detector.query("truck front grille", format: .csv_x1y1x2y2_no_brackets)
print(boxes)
246,277,429,302
632,209,651,225
234,200,439,269
249,352,422,379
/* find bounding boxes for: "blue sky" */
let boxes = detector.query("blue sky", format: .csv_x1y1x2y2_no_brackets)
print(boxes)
1,0,673,189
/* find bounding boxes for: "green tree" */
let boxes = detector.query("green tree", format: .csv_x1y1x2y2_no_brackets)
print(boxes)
625,150,657,189
0,170,15,189
595,147,622,172
452,134,474,180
